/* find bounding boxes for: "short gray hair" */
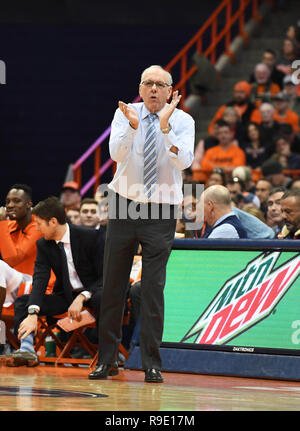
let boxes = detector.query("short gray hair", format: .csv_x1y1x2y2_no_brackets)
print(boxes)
140,65,173,86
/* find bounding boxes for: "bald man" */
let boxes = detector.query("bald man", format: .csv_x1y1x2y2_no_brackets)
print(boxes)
203,185,248,238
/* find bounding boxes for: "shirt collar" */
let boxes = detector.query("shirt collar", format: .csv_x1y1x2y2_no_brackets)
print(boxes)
214,211,235,227
141,103,166,121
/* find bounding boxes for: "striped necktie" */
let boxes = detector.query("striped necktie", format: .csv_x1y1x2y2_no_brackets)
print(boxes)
144,113,157,199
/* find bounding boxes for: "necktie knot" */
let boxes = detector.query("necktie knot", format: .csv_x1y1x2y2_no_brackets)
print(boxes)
148,113,157,123
58,241,64,250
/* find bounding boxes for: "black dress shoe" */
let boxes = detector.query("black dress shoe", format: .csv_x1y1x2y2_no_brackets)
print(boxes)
88,362,119,380
144,368,164,383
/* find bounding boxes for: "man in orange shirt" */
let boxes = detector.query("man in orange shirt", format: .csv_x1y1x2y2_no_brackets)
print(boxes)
250,63,280,108
208,81,255,135
200,121,246,183
272,92,299,133
0,184,42,279
0,184,55,306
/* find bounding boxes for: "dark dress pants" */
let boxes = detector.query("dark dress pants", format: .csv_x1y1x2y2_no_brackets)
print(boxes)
98,194,177,370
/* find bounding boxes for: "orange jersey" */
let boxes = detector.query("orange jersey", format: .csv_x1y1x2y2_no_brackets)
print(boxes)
0,217,42,275
200,144,246,180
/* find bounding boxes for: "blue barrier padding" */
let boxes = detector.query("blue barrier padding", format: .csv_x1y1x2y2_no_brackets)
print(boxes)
125,346,300,381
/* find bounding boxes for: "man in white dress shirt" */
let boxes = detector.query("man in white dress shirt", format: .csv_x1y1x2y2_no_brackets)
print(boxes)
89,65,195,383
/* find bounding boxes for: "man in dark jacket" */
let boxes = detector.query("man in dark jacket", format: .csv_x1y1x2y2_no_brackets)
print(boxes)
6,196,105,367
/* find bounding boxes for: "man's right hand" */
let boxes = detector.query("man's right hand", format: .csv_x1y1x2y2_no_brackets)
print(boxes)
118,101,139,129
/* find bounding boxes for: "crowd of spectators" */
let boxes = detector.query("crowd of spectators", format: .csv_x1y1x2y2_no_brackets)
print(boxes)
182,23,300,241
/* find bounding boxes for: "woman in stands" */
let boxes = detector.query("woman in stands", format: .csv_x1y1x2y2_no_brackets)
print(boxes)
241,122,273,170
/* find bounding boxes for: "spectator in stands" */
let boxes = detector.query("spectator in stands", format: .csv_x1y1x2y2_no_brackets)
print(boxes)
276,38,298,76
278,189,300,239
205,167,226,188
272,92,299,133
286,24,300,52
79,198,101,229
261,158,292,188
191,119,220,176
241,122,273,169
272,134,300,170
282,74,300,116
0,184,43,285
226,177,245,200
222,106,245,145
250,103,281,149
200,121,246,183
94,185,109,229
290,179,300,189
60,181,81,211
243,206,267,224
208,81,255,135
278,123,300,155
232,192,261,211
66,207,81,225
255,178,272,216
202,185,247,238
266,186,286,236
6,196,105,367
250,63,281,108
249,48,285,89
232,166,255,192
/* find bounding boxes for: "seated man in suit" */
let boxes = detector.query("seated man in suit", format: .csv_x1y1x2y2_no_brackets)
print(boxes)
6,196,105,367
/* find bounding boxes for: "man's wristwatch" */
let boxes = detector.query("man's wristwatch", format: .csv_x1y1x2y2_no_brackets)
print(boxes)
28,309,39,316
161,124,172,134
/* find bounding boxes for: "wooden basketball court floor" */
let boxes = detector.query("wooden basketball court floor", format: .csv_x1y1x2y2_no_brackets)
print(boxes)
0,363,300,413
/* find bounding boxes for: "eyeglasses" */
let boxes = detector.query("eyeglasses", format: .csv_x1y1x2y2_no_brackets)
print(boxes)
141,80,171,89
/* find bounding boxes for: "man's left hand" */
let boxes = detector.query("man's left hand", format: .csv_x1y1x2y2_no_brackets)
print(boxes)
68,294,85,322
158,90,181,129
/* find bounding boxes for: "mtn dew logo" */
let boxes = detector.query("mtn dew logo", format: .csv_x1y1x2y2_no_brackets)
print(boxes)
182,252,300,345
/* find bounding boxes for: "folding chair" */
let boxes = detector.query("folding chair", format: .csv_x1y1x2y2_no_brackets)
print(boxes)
34,309,98,366
35,314,66,364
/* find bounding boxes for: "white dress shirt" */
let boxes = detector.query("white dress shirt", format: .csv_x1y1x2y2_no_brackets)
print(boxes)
108,102,195,204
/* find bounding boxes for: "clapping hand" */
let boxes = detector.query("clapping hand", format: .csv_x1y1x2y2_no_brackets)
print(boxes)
118,101,139,130
159,90,181,129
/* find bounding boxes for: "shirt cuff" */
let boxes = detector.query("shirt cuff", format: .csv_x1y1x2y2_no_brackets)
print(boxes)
28,305,40,314
79,291,92,301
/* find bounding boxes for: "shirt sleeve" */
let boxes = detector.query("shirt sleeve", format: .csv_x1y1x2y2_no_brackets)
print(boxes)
163,111,195,170
0,221,41,268
109,107,137,163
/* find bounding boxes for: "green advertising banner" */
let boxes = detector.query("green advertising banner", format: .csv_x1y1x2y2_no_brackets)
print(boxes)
163,249,300,354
